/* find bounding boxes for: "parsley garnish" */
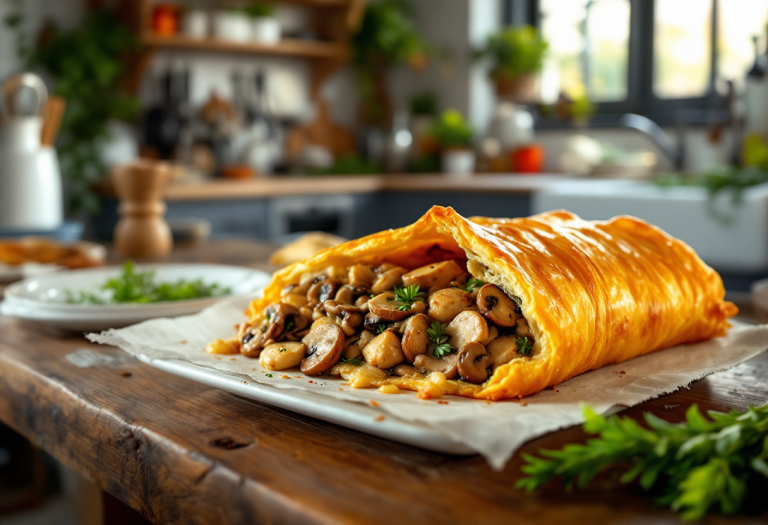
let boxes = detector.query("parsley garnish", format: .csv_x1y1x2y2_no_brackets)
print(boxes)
285,320,295,332
375,323,388,335
65,261,231,304
516,336,533,356
266,373,273,377
341,357,363,365
427,321,454,358
391,284,424,311
518,403,768,521
370,294,375,299
465,278,485,292
279,348,287,353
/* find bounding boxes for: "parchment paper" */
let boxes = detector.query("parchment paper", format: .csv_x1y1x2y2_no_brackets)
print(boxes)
88,295,768,470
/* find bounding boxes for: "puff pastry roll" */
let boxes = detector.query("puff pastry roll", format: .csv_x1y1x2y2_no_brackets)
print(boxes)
208,206,736,400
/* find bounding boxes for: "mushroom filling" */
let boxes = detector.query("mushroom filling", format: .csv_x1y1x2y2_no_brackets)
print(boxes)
238,259,535,385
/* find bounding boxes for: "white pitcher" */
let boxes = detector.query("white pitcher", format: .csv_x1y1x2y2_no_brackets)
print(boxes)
0,73,63,229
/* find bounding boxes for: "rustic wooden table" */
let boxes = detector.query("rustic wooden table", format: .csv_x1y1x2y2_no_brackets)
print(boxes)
0,239,766,525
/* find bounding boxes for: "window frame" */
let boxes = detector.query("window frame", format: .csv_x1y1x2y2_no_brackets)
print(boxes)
506,0,729,127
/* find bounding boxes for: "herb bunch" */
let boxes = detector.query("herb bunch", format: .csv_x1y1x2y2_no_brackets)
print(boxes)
515,336,533,356
427,321,454,358
66,261,231,304
517,404,768,521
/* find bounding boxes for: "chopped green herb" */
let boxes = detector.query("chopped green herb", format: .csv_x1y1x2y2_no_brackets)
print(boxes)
516,336,533,356
518,403,768,521
391,284,425,311
266,373,273,377
341,357,363,366
285,320,295,332
375,323,388,335
279,348,287,353
370,294,375,299
349,338,361,346
427,321,454,358
65,261,231,304
465,278,485,293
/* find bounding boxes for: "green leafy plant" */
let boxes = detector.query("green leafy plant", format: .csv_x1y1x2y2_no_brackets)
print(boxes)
427,321,454,358
475,25,548,81
242,3,275,18
4,6,139,214
464,278,485,293
410,91,438,116
350,0,427,125
65,261,231,304
518,404,768,521
429,110,473,150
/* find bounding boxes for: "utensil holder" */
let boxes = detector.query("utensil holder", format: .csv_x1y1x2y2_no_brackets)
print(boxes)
112,159,173,259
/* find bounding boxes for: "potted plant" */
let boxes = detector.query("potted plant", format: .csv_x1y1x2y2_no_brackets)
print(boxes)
430,110,475,177
475,25,548,103
212,6,251,43
351,0,428,126
409,91,438,159
245,3,280,45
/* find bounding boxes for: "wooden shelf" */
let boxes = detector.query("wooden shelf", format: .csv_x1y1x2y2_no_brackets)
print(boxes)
141,34,348,60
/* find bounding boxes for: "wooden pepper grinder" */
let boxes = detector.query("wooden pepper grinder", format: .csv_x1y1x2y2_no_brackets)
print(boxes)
112,159,173,259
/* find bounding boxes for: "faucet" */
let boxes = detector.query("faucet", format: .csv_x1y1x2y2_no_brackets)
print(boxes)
620,113,685,171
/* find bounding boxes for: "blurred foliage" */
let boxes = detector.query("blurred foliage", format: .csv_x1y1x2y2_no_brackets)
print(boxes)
308,154,383,176
409,91,437,116
428,110,473,150
241,3,275,18
351,0,427,125
409,155,440,173
4,5,139,215
475,25,548,81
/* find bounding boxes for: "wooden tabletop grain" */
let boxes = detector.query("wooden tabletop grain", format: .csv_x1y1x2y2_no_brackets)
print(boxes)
0,239,766,525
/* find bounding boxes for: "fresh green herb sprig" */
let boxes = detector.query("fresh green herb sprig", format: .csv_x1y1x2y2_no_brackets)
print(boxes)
391,284,425,311
465,278,485,292
427,321,454,358
66,261,231,304
517,404,768,521
515,336,533,356
375,323,389,335
341,357,363,366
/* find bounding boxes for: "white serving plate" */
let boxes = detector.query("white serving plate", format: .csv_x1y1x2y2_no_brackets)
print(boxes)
0,264,271,331
0,241,107,283
142,357,474,455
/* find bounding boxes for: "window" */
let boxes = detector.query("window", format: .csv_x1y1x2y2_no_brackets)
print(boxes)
508,0,768,125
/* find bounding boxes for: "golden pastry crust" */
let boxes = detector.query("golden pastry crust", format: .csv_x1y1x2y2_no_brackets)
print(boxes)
221,206,737,400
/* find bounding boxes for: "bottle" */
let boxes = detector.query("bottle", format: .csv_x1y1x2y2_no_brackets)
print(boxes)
743,35,768,135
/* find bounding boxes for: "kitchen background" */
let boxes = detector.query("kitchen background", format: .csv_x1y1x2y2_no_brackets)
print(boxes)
2,0,768,285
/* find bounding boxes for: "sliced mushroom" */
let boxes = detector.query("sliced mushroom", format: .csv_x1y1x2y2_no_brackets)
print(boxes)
363,311,389,333
323,300,364,336
466,259,488,280
515,317,532,338
393,364,423,378
402,260,465,292
323,265,347,281
264,302,305,341
260,342,307,371
240,327,266,358
282,282,310,296
301,322,345,375
371,266,407,294
476,284,520,328
487,335,519,371
457,342,491,384
355,295,370,311
413,353,458,379
362,331,405,369
368,291,426,322
343,329,375,359
348,264,376,287
334,285,356,305
307,278,342,305
299,272,325,289
376,262,399,273
400,313,430,363
426,288,476,324
445,311,489,351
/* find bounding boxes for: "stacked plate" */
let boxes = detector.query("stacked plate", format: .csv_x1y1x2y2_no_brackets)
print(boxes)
0,264,270,331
